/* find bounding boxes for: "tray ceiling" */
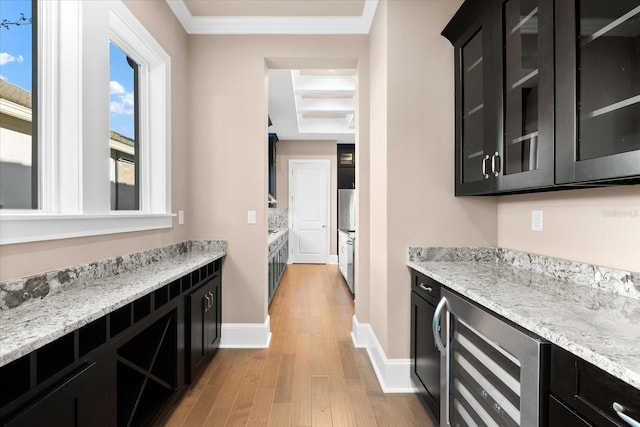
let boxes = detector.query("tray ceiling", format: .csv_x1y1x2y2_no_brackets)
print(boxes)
166,0,378,34
183,0,365,17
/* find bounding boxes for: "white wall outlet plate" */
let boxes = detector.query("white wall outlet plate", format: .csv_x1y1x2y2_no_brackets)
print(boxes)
532,210,543,231
248,210,257,224
178,210,185,225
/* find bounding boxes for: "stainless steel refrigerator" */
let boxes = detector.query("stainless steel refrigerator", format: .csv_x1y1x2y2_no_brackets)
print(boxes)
338,189,356,232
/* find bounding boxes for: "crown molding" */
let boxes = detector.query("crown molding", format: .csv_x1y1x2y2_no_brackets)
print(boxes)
166,0,379,35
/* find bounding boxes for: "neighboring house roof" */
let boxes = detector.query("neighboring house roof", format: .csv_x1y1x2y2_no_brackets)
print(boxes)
1,79,135,153
0,79,31,109
110,130,134,148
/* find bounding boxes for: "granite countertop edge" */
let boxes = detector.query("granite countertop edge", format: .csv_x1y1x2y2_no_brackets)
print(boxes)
407,254,640,391
0,249,226,367
268,228,288,249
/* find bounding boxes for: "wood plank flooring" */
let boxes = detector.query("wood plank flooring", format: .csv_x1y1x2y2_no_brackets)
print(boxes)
162,264,433,427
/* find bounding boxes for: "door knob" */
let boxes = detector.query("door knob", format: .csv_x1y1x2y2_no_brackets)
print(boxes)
322,225,326,228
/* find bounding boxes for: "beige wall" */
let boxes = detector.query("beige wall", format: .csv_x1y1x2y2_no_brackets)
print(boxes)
498,186,640,272
367,0,390,350
0,0,189,281
187,35,369,324
275,139,338,254
368,0,498,359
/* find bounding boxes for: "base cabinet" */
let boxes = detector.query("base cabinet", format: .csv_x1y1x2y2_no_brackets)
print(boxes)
268,233,288,304
0,259,223,427
186,273,222,384
549,346,640,427
6,362,109,427
409,270,442,423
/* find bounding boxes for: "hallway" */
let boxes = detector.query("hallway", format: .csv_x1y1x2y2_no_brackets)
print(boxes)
162,264,432,426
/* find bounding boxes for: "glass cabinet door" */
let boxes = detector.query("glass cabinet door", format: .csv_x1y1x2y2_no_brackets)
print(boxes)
577,1,640,161
556,0,640,183
497,0,554,191
461,30,488,186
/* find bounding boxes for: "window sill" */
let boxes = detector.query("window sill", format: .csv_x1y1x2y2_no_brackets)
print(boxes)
0,213,175,245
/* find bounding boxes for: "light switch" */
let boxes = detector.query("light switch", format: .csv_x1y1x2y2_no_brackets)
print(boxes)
248,210,256,224
531,210,543,231
178,210,185,225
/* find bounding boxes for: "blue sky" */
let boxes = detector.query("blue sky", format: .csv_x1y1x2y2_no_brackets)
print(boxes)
0,0,32,91
109,42,136,140
0,0,135,139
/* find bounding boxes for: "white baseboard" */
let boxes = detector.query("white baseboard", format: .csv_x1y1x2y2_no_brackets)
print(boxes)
328,254,338,264
351,315,418,393
220,315,272,348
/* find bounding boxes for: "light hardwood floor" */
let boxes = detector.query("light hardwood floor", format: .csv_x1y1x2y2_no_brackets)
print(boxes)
162,264,433,427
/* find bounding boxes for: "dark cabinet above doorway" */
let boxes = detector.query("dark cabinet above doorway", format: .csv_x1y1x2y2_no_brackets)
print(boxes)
268,133,278,202
337,144,355,189
443,0,640,196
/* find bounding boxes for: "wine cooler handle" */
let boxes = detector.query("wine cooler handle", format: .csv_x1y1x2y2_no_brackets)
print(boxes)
433,297,448,353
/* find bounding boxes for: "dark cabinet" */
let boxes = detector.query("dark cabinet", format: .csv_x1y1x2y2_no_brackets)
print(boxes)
443,0,555,195
6,362,108,427
337,144,355,189
338,167,355,189
268,235,288,304
1,260,223,427
494,0,555,192
186,274,221,384
555,0,640,183
549,345,640,427
443,0,640,195
444,0,496,195
409,270,442,422
268,133,278,198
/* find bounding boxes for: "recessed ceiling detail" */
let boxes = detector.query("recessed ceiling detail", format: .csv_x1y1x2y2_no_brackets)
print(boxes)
291,70,356,135
183,0,365,17
268,69,356,143
165,0,378,34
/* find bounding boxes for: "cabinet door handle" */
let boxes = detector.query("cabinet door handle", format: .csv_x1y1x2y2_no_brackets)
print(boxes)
613,403,640,427
419,283,432,293
432,297,448,353
491,152,501,177
204,294,211,311
482,154,490,179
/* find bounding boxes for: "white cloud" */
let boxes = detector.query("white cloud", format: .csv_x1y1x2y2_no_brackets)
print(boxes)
110,80,125,95
0,52,23,66
110,92,134,115
0,74,6,81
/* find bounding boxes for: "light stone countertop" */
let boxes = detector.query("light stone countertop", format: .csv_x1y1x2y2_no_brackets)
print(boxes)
0,249,225,367
268,228,288,252
408,257,640,390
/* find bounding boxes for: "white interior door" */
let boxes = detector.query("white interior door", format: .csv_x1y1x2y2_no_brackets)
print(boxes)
289,159,330,264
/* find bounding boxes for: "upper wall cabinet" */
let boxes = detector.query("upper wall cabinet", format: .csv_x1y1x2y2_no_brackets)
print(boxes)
443,0,640,195
555,0,640,184
494,0,555,192
443,1,497,195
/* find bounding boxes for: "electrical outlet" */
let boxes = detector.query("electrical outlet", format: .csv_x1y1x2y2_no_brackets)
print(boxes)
178,210,185,225
248,210,256,224
531,210,543,231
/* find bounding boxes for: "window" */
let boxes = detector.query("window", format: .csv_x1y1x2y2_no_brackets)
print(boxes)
0,0,172,244
110,42,139,211
0,0,37,209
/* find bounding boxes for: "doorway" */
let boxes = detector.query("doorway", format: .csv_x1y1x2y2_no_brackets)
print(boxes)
288,159,331,264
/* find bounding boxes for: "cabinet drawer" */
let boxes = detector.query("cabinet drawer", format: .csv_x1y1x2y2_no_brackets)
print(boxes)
551,346,640,427
549,395,592,427
411,271,441,305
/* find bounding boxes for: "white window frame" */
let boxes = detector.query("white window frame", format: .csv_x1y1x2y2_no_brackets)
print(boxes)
0,0,173,245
